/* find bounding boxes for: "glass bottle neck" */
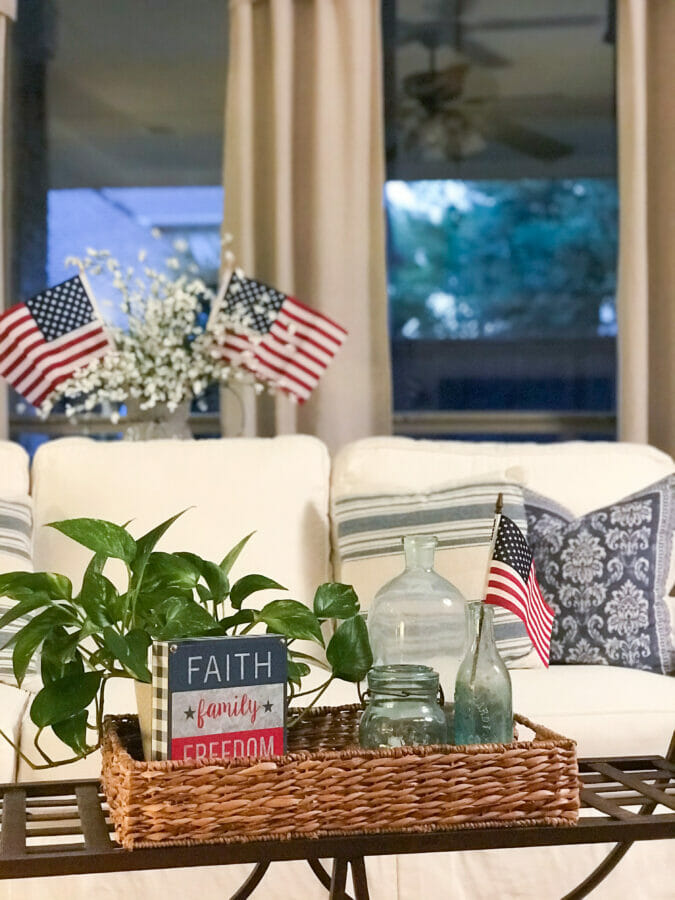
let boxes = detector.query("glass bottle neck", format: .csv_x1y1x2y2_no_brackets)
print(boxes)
403,534,437,570
466,601,497,655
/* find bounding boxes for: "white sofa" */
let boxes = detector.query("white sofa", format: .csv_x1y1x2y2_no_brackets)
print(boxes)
0,435,673,900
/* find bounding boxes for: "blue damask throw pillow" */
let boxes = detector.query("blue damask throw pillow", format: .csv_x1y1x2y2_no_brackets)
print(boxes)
524,476,674,674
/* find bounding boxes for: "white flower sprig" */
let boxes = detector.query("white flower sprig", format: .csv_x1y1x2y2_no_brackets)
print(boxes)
41,247,256,420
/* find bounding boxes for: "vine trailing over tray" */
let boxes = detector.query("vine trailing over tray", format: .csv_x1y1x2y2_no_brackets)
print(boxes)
0,510,372,767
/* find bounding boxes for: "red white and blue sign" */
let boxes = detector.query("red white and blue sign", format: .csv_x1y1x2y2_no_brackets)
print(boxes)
151,635,287,761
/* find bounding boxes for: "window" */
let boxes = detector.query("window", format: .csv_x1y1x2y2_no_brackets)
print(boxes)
383,1,618,440
10,0,227,452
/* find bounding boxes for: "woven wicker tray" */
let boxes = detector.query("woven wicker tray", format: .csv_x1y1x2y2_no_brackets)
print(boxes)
101,706,580,849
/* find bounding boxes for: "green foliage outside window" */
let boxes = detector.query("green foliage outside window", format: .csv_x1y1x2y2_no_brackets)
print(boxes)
386,179,618,340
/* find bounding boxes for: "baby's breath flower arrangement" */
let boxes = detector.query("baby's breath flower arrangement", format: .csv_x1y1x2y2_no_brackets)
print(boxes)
40,248,249,423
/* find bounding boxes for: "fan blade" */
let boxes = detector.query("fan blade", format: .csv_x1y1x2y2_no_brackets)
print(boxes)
494,94,612,118
396,19,455,49
463,15,603,32
403,65,469,109
485,114,574,160
459,37,510,68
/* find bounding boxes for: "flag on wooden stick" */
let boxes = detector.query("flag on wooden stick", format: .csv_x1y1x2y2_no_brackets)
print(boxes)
484,513,554,667
0,275,112,407
213,270,347,404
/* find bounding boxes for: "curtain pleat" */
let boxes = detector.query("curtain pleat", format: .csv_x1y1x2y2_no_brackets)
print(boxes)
222,0,391,449
0,5,16,439
617,0,675,457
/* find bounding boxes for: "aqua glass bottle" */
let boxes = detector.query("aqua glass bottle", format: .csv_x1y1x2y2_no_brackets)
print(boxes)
454,601,513,745
367,535,466,738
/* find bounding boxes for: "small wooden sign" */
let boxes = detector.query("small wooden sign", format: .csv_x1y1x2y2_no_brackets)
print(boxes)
151,634,287,761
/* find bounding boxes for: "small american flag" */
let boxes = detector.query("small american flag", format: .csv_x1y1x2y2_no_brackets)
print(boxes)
215,271,347,403
485,514,554,667
0,275,112,407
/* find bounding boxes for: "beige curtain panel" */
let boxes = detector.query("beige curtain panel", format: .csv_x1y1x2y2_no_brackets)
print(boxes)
223,0,391,450
0,1,16,439
617,0,675,457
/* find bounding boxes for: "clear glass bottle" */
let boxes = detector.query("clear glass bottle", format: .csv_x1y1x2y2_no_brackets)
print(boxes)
359,664,447,749
367,535,466,737
454,601,513,745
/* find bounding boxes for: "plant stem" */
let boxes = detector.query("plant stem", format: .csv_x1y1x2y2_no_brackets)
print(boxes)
287,676,334,729
290,676,333,699
289,650,331,671
0,725,97,770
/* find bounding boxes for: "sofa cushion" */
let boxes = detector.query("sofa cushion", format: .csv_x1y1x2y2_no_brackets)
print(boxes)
332,437,675,631
30,436,331,603
525,478,674,674
18,435,331,780
331,438,674,514
0,441,30,496
510,664,675,757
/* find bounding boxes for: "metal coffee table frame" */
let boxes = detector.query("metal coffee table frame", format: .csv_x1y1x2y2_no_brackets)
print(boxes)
0,737,672,900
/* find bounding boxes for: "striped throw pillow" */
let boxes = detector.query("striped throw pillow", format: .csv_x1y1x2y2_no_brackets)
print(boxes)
331,480,539,666
0,497,34,684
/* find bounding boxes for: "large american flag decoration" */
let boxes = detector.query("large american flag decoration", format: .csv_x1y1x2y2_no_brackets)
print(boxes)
0,275,112,407
485,514,554,667
215,271,347,403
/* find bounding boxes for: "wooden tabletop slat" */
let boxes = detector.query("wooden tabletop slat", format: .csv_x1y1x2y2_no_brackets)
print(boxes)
75,784,113,850
0,789,26,858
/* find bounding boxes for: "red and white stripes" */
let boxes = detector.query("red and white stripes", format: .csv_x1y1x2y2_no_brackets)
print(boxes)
218,296,347,403
0,304,111,406
486,560,554,667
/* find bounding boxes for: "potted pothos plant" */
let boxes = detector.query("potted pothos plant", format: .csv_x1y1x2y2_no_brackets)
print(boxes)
0,510,372,768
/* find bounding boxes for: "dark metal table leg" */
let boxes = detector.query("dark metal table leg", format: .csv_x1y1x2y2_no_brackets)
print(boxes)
308,859,333,891
561,844,634,900
230,862,271,900
562,732,675,900
330,858,349,899
308,859,355,900
349,857,370,900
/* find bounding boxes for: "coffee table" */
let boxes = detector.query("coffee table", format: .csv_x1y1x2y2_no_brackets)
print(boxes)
0,738,672,900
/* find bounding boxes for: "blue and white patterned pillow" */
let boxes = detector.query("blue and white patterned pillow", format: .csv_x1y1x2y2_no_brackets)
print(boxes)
524,476,674,674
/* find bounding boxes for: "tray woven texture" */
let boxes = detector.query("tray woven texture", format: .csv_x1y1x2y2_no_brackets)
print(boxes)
101,705,580,849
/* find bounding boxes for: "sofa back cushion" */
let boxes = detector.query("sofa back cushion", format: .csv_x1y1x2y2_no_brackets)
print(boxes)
31,436,331,604
331,437,675,636
332,438,675,516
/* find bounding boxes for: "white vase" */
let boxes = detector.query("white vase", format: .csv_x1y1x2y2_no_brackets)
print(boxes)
123,399,192,441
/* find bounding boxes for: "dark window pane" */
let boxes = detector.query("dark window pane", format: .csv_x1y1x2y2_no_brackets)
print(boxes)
383,1,617,440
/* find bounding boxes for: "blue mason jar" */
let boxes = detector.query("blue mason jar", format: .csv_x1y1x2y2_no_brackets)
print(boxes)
359,664,448,749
